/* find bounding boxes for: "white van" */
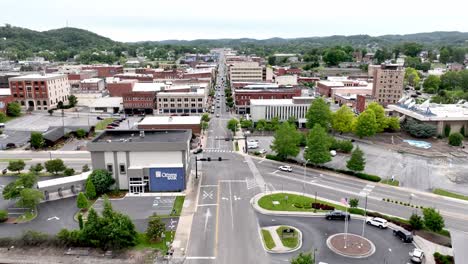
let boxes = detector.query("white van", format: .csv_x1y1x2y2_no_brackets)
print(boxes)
0,123,5,129
247,141,259,149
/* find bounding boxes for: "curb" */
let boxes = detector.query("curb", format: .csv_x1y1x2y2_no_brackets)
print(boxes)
259,225,303,254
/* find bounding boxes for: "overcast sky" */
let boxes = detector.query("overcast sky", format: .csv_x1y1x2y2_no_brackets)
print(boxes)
1,0,468,42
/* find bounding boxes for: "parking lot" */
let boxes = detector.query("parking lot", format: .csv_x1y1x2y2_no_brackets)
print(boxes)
92,196,179,232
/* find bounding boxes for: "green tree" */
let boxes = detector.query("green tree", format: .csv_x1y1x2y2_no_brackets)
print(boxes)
29,163,44,175
82,208,102,247
201,121,209,133
349,198,359,208
68,95,78,107
270,117,281,131
444,124,451,137
201,113,210,122
147,213,166,242
367,102,388,133
0,209,8,222
0,112,6,123
306,97,331,130
85,178,97,199
346,146,366,172
256,119,267,132
323,48,349,66
271,122,301,161
440,71,461,90
386,117,401,132
78,213,84,230
423,208,445,232
30,132,44,149
240,119,253,129
47,109,54,116
332,105,355,133
7,102,21,117
287,116,298,126
75,129,86,138
354,110,378,138
89,169,115,195
423,75,441,94
227,119,239,135
268,56,276,66
18,173,38,189
405,67,421,88
45,159,66,175
409,213,424,230
76,192,89,210
17,188,44,209
448,132,464,146
402,42,423,57
290,252,314,264
7,160,26,174
304,124,332,165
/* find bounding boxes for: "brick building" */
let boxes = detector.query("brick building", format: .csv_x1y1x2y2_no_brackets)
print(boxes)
114,73,153,83
76,78,105,93
9,73,70,111
0,89,14,114
234,87,302,114
82,65,123,78
107,79,137,97
123,91,156,115
371,64,404,106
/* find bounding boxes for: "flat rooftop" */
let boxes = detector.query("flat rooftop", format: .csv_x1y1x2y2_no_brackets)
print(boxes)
139,116,202,126
92,129,191,143
388,102,468,121
133,82,167,92
9,73,66,80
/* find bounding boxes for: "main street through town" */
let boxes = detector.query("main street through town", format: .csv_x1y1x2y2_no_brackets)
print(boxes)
2,53,467,263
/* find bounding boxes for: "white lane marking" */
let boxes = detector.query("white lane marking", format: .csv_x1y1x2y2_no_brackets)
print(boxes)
221,197,229,200
271,170,279,174
186,256,216,260
203,190,214,200
47,216,59,221
204,207,212,232
229,181,234,229
197,204,218,207
359,184,376,196
201,185,218,187
258,159,265,164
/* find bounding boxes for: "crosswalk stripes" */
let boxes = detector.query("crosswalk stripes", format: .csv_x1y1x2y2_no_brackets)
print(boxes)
204,148,234,153
245,177,258,190
359,184,375,196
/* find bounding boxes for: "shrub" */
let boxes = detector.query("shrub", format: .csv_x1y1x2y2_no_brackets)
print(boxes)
355,172,381,182
21,230,51,246
433,252,454,264
448,132,463,146
0,210,8,222
330,139,353,153
64,168,75,176
444,124,451,138
349,198,359,208
403,119,437,138
265,154,284,161
311,203,335,211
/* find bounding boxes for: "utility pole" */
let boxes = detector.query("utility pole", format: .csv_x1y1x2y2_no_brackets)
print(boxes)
361,194,368,237
195,156,198,179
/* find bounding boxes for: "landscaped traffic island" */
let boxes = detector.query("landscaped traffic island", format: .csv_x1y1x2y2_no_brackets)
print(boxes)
257,192,348,213
260,225,302,253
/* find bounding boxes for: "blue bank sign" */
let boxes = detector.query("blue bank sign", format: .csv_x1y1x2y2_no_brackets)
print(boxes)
149,167,185,192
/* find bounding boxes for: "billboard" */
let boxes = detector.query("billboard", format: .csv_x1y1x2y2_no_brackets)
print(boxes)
148,167,185,192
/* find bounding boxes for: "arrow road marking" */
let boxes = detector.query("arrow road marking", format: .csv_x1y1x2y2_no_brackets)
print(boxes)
221,197,229,200
47,216,59,221
204,207,212,232
233,195,241,201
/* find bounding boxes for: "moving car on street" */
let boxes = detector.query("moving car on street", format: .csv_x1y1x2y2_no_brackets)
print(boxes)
393,228,413,243
278,165,292,172
325,210,350,220
366,217,388,229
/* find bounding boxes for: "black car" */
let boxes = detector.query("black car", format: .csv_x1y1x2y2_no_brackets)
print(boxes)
5,143,16,149
96,116,104,120
110,123,120,127
325,210,350,220
193,148,203,154
393,229,413,243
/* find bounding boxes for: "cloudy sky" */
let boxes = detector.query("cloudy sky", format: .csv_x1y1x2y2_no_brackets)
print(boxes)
1,0,467,42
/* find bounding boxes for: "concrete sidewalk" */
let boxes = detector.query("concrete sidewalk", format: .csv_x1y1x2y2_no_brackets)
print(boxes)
413,236,453,264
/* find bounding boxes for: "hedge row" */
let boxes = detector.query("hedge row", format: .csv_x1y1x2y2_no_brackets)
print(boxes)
433,252,454,264
312,203,335,211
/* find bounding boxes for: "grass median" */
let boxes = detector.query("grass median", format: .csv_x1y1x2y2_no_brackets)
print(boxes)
381,179,400,186
261,229,275,250
95,118,116,130
160,196,185,218
433,188,468,201
257,192,347,212
276,226,298,248
134,231,175,253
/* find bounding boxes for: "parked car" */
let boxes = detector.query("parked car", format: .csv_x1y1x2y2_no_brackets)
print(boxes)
366,217,388,229
110,123,119,127
193,148,203,154
278,165,292,172
325,210,350,220
106,125,115,129
393,228,413,243
258,149,267,154
409,248,424,263
5,143,16,149
216,114,220,118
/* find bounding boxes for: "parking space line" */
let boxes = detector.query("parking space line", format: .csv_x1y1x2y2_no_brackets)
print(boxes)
201,185,218,187
197,204,218,207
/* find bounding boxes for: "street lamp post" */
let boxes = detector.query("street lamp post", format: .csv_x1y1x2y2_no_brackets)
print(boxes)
361,194,368,237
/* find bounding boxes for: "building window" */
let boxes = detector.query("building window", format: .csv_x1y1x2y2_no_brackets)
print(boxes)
119,164,126,174
107,164,113,174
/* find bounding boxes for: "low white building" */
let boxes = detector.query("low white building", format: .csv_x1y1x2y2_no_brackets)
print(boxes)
388,99,468,136
250,97,315,128
89,97,123,113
